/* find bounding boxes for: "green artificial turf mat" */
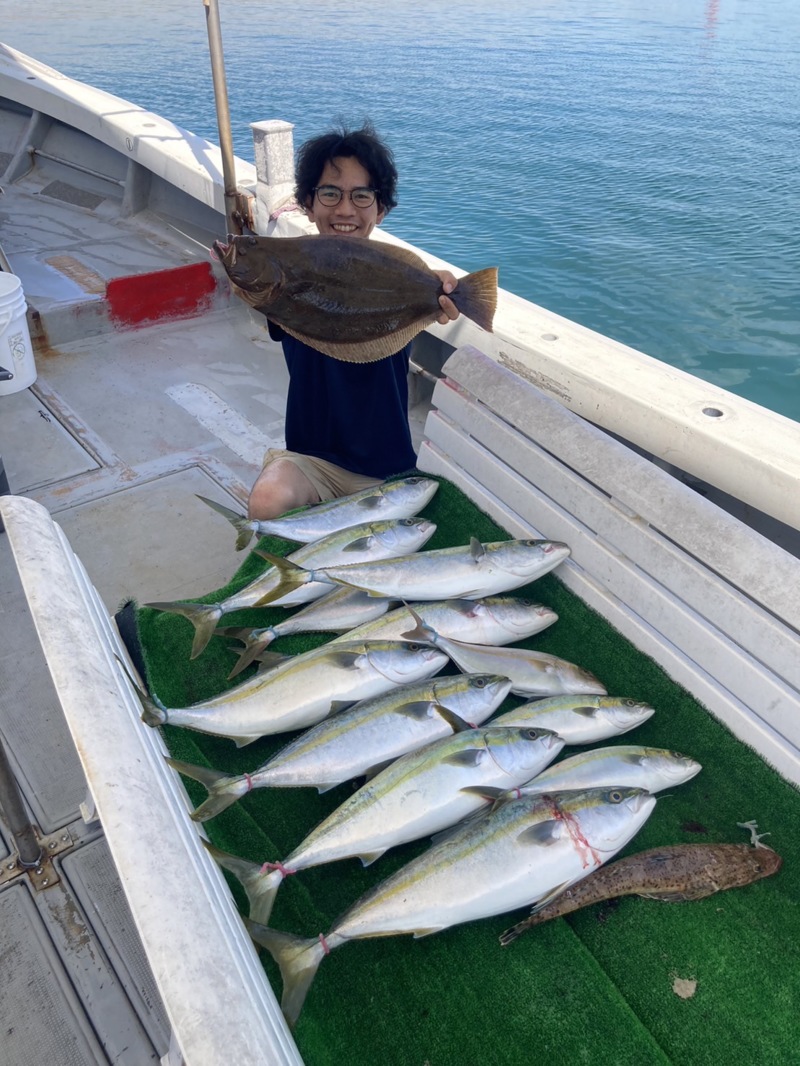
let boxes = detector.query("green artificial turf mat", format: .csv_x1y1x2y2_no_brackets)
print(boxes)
134,475,799,1066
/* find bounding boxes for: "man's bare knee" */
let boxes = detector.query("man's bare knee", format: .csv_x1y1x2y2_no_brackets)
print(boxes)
247,460,319,520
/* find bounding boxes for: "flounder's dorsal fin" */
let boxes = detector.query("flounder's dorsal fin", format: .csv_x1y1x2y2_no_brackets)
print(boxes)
277,317,437,364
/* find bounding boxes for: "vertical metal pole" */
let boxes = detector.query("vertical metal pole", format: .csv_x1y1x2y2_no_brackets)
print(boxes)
0,732,42,867
203,0,239,235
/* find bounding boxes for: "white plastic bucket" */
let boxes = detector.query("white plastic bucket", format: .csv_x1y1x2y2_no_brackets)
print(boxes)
0,273,37,395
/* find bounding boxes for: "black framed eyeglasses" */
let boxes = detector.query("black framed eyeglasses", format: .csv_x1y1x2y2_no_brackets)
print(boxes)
312,185,378,208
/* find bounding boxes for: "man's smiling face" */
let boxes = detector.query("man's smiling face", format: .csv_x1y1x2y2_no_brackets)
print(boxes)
305,156,386,238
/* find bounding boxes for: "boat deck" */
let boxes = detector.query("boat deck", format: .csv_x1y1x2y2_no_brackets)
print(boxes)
0,174,436,1064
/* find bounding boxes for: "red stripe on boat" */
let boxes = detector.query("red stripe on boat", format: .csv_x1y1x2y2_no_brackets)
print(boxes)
107,262,218,326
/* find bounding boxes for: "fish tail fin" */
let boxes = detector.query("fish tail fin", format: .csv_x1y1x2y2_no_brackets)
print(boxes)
114,654,167,727
453,266,498,332
250,550,318,606
196,494,257,550
203,841,283,925
498,920,528,947
245,920,326,1029
400,603,437,645
144,600,223,659
165,758,249,822
225,632,276,680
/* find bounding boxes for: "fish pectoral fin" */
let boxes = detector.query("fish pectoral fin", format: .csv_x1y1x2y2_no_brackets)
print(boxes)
460,785,506,801
517,820,563,847
397,700,441,721
233,733,267,748
341,536,375,552
528,880,574,915
325,651,365,669
329,700,354,714
430,705,473,733
358,849,388,867
443,749,485,768
411,925,448,939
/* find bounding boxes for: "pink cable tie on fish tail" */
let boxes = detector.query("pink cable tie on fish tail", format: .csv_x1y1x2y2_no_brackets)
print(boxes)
244,773,254,792
260,860,297,877
318,933,331,956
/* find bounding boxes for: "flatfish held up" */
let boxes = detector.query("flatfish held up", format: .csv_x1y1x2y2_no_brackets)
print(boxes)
213,234,498,363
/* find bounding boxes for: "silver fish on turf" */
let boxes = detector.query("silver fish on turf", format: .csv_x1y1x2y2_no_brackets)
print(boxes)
133,638,448,746
328,596,558,647
219,587,398,679
492,695,655,744
197,475,439,549
247,786,656,1027
518,745,701,795
145,516,434,659
253,536,571,607
208,725,564,924
401,614,606,697
168,672,512,820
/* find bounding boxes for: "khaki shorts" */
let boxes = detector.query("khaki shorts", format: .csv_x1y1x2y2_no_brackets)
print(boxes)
261,448,383,502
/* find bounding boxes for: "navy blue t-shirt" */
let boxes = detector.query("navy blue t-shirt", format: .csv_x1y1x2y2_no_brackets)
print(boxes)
269,322,418,479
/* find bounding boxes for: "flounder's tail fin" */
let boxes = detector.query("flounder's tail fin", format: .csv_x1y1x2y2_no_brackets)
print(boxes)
143,600,223,660
245,920,327,1029
166,758,250,822
453,266,498,333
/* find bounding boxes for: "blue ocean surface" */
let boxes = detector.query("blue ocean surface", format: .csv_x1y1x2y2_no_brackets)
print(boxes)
2,0,798,420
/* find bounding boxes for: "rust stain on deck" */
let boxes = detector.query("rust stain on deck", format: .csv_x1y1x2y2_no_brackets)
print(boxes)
44,255,107,294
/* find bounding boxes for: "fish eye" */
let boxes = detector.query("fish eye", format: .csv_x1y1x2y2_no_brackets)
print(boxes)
523,539,539,547
525,729,541,740
473,677,487,688
671,750,686,758
622,699,637,707
609,789,624,803
399,518,414,526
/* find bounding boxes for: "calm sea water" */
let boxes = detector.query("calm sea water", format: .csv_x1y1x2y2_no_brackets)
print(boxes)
2,0,798,420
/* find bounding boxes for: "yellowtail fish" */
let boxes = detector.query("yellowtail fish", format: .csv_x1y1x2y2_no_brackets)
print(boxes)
168,672,512,821
329,596,558,646
213,233,497,363
218,587,398,679
206,725,564,925
247,786,656,1027
145,516,434,659
491,695,655,744
499,841,782,944
133,639,448,746
197,475,439,549
252,537,571,607
517,745,701,795
224,595,556,680
401,613,606,698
